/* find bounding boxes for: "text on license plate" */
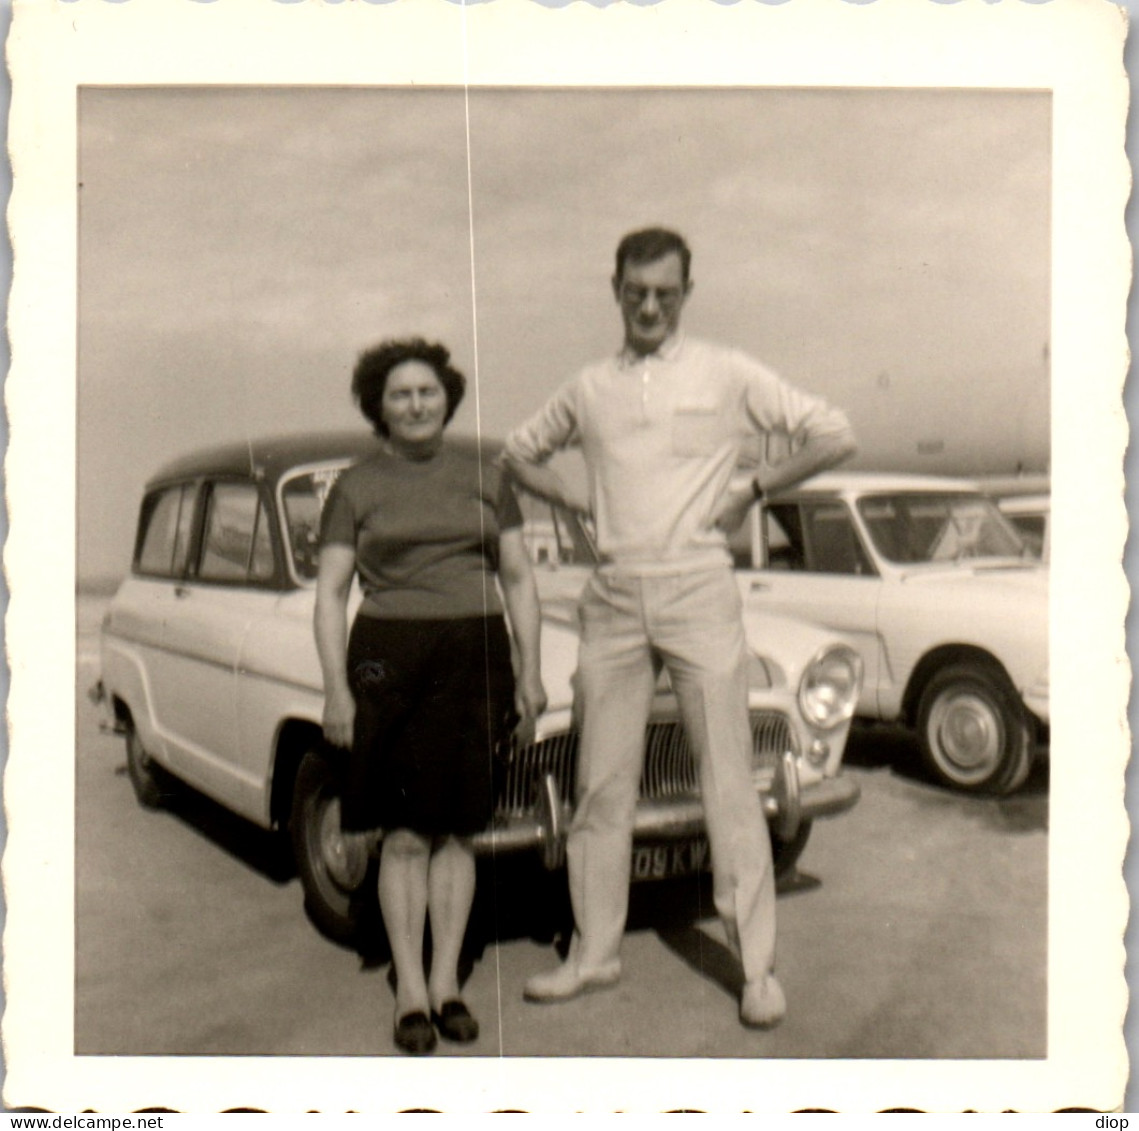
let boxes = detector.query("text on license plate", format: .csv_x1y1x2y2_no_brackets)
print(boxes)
630,838,709,882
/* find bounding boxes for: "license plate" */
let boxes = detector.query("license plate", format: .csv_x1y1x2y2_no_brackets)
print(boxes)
630,837,710,882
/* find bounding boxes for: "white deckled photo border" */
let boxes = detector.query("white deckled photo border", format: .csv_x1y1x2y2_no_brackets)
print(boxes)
3,0,1131,1114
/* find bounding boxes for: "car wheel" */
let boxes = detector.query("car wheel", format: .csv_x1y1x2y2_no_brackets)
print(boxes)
289,746,380,946
916,662,1035,794
125,725,178,809
771,820,812,879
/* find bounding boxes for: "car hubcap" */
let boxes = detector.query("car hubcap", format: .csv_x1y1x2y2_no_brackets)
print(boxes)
929,690,1003,781
316,797,368,890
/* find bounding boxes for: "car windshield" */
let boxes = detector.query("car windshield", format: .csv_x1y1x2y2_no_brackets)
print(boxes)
279,464,351,580
856,492,1026,564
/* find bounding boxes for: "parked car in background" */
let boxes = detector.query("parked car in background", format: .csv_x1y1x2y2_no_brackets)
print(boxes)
93,433,864,947
976,473,1050,564
723,472,1049,794
997,493,1050,563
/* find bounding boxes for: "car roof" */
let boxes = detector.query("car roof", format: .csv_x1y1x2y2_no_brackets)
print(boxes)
145,431,497,489
976,473,1051,498
998,494,1050,512
773,470,985,497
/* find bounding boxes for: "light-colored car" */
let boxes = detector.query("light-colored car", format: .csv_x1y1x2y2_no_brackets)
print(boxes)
723,471,1049,794
94,433,863,946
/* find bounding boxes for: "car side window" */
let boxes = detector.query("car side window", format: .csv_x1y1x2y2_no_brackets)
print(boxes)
801,502,875,576
727,514,755,569
523,507,557,565
136,483,198,578
526,504,599,567
763,505,806,571
1007,514,1045,558
280,466,348,581
553,505,597,565
764,502,874,576
197,482,276,584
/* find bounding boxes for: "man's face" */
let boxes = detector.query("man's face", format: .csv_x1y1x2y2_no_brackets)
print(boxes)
612,251,692,356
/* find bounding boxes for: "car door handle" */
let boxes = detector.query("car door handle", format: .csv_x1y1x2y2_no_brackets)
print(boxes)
749,580,771,593
174,585,191,598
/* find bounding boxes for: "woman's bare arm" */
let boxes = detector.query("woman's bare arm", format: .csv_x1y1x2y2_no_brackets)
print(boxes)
313,543,358,749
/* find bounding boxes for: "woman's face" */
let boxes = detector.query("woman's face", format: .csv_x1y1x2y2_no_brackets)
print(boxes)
381,360,448,450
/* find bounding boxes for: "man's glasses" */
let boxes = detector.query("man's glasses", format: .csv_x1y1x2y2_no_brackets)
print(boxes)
619,284,685,309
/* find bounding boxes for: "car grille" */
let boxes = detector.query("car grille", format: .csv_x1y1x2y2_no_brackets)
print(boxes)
494,711,793,819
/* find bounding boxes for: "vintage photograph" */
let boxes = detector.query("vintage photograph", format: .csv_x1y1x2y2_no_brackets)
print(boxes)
6,0,1129,1113
76,83,1051,1061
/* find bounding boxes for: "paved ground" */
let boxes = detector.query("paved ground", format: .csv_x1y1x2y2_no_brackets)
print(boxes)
74,596,1047,1061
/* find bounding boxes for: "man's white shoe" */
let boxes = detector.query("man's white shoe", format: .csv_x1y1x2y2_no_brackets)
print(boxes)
739,973,786,1029
523,959,622,1003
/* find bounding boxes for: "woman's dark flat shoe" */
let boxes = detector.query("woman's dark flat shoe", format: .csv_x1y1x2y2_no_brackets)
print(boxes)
431,1000,479,1043
394,1010,437,1055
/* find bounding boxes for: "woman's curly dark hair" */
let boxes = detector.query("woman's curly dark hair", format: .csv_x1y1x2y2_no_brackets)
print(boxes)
351,337,467,437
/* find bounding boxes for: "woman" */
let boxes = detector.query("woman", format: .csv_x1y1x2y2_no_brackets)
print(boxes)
314,338,546,1055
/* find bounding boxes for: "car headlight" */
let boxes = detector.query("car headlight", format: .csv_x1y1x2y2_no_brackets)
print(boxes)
798,644,863,731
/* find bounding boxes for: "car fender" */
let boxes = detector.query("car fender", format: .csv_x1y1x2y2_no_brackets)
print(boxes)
876,569,1049,722
100,633,169,767
741,608,860,691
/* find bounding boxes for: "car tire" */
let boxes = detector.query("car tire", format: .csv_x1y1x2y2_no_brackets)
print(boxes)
289,745,381,947
771,820,812,879
125,725,178,809
916,662,1035,794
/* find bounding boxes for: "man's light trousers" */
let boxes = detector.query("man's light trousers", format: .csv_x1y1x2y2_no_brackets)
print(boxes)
566,566,777,984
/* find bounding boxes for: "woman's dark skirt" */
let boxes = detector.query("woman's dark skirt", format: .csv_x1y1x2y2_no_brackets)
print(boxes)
342,613,516,838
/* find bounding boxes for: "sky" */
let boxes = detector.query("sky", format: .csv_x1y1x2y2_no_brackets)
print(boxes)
77,86,1051,583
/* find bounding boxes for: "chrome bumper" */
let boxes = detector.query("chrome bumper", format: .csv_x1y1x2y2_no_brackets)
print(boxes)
471,756,861,870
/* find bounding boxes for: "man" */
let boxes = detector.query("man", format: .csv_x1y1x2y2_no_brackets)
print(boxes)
503,227,856,1028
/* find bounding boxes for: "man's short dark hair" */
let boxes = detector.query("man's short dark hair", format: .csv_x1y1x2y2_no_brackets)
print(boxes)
351,337,466,437
614,227,692,285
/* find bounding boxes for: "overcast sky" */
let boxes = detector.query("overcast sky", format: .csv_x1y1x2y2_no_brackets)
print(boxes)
77,86,1050,582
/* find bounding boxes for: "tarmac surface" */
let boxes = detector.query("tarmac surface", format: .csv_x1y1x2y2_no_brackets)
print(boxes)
74,595,1048,1061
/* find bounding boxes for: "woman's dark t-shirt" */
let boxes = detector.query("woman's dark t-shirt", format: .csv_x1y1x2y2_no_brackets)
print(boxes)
319,441,523,620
